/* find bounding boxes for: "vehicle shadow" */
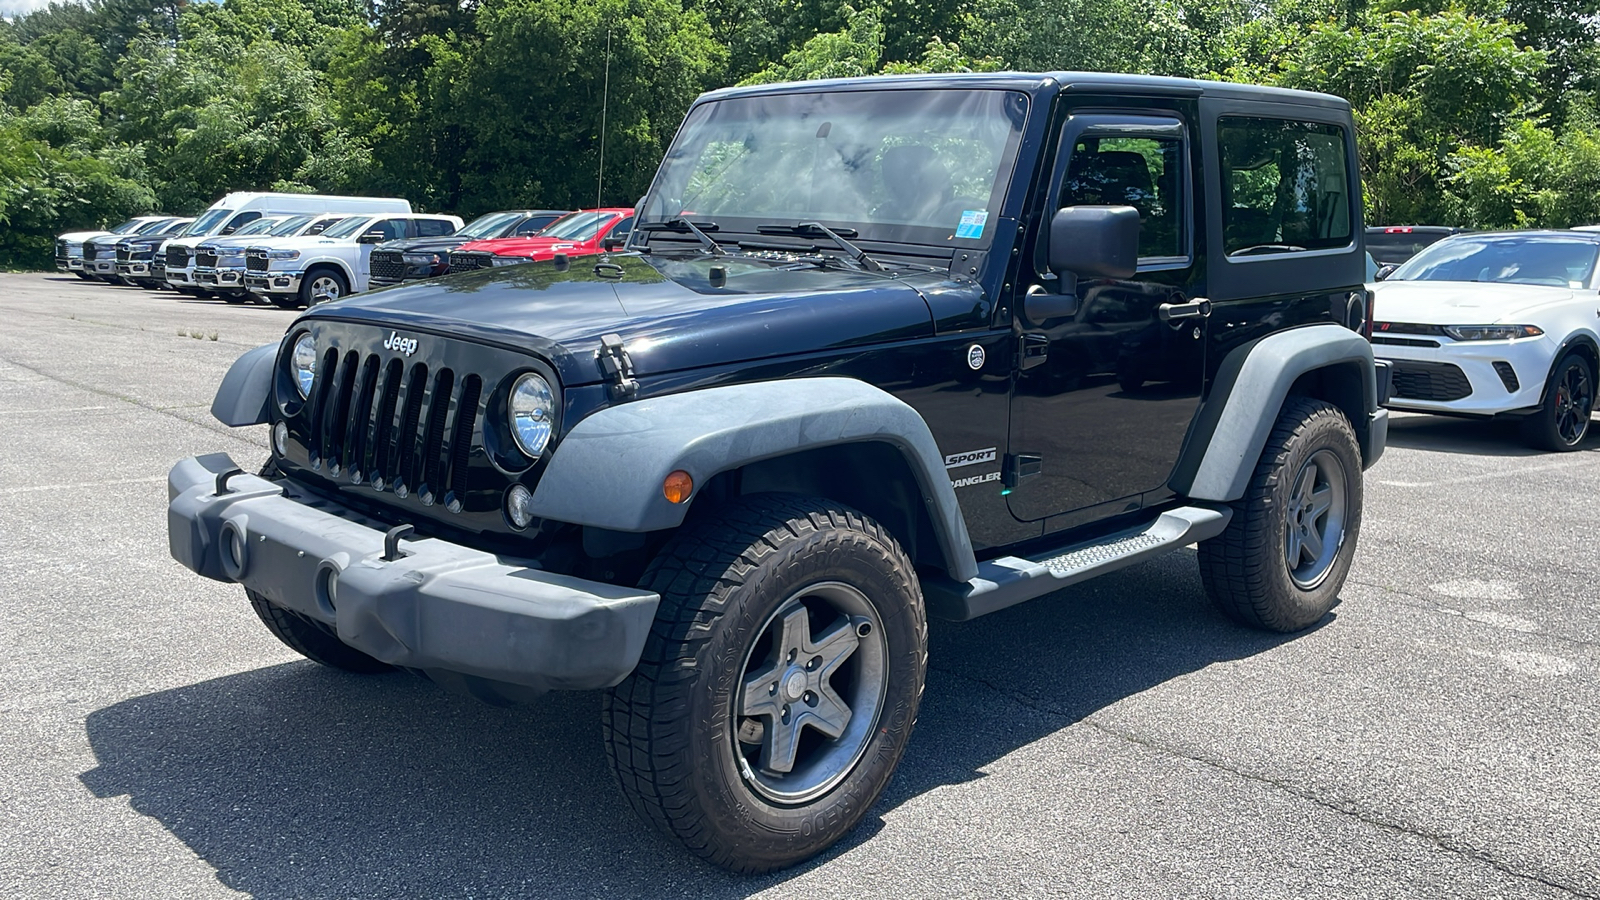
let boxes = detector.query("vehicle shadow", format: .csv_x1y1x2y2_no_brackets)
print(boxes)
1384,410,1600,456
80,552,1301,898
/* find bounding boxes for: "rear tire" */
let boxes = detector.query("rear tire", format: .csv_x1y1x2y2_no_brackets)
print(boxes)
603,494,927,873
1522,351,1594,451
1198,397,1363,632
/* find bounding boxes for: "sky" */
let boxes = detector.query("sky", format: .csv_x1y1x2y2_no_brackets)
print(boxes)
2,0,73,18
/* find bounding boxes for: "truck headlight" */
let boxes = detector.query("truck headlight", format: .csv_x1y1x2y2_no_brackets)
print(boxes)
508,372,555,458
491,255,532,267
403,252,440,265
1442,324,1543,341
292,334,317,397
268,249,300,260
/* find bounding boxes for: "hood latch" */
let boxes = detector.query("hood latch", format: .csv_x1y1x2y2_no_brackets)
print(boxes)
597,333,639,400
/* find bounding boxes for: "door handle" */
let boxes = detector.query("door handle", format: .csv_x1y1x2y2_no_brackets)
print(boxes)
1158,298,1211,322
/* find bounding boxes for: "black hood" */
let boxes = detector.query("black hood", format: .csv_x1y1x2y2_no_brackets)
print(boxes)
373,236,474,255
304,254,969,388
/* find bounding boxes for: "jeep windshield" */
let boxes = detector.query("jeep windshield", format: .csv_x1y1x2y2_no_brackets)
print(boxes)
639,88,1029,253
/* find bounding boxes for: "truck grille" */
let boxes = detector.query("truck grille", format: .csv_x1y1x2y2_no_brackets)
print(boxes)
306,352,484,507
370,250,407,282
448,251,493,274
246,250,270,272
167,246,191,269
1391,361,1472,402
83,243,101,261
57,240,68,258
196,247,219,269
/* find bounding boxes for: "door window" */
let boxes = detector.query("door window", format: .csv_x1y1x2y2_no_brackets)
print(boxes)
1218,117,1352,256
416,218,455,237
222,211,262,235
374,218,411,241
1061,135,1186,262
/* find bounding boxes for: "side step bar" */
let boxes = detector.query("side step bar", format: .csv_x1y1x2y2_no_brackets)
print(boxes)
923,506,1233,621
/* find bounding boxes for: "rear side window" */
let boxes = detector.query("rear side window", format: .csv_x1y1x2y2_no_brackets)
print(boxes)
1218,117,1352,257
416,218,455,237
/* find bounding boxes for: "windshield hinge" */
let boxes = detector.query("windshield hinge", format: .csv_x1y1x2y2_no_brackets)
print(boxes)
597,333,639,400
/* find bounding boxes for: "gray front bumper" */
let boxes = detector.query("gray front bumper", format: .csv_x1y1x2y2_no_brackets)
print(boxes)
245,271,302,293
168,453,660,693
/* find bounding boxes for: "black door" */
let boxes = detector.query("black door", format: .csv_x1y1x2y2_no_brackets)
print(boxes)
1006,112,1207,527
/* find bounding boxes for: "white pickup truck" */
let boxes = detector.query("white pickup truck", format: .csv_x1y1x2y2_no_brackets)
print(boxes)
244,213,462,308
192,214,351,302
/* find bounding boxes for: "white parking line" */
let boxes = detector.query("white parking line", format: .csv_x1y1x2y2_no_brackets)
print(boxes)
1379,458,1589,488
0,475,165,494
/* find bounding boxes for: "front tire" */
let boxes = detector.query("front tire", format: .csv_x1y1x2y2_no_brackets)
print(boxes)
1522,351,1594,451
300,268,348,307
603,494,927,873
1198,397,1363,632
246,590,395,673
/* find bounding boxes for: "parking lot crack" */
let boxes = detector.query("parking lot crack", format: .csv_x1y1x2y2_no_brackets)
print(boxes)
929,663,1598,899
0,350,265,450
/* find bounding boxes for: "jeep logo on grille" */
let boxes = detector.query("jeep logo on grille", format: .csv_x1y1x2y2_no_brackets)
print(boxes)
383,331,419,356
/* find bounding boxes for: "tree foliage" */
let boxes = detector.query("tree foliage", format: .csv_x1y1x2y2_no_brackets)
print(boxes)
0,0,1598,268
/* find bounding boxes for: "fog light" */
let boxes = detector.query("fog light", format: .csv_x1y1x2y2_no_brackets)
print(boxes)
506,483,535,529
273,421,288,455
663,470,693,504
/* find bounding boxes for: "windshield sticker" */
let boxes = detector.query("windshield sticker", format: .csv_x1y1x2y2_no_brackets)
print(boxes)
955,210,989,239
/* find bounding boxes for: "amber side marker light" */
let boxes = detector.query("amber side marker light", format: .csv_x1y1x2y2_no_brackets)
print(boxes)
663,470,694,504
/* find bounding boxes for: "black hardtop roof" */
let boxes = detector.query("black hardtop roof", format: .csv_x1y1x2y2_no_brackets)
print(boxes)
698,71,1350,112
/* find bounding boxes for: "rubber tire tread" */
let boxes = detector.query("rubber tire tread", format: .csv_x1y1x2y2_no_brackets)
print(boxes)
1198,397,1361,633
246,590,395,673
299,267,347,307
1522,351,1594,452
601,493,927,874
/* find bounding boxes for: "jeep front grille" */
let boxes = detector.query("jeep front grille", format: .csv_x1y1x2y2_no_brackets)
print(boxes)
307,351,483,505
167,246,191,269
196,247,219,268
448,251,493,274
246,250,269,272
1391,360,1472,402
370,250,407,282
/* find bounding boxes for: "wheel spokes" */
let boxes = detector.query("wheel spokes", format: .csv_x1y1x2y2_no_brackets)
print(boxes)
738,604,861,775
1300,521,1325,561
1308,485,1333,520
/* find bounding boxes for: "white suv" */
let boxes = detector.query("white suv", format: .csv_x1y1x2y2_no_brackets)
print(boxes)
244,213,462,308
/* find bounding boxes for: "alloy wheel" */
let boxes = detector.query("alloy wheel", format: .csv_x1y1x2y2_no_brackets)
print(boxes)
1284,448,1348,590
734,582,887,805
1554,362,1594,446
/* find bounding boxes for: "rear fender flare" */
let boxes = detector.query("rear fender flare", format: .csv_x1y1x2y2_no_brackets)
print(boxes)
1171,324,1379,502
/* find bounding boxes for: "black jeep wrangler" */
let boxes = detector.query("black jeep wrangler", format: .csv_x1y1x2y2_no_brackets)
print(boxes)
169,72,1389,872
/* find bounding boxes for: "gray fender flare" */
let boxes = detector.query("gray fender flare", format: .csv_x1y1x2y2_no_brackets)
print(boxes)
1172,324,1379,503
210,342,277,427
528,377,980,583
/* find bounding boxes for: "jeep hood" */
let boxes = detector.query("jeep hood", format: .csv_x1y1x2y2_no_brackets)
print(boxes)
1372,280,1580,325
302,254,952,387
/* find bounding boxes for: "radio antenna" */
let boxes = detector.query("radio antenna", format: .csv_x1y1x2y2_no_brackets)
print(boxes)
597,29,612,209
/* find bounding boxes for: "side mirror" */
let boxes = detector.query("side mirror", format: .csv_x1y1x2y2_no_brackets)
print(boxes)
1048,205,1140,279
1374,263,1398,281
220,225,238,236
358,231,386,244
1026,205,1140,323
603,234,628,252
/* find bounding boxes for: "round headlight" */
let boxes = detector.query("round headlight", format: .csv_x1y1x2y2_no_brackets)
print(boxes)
292,334,317,397
509,372,555,459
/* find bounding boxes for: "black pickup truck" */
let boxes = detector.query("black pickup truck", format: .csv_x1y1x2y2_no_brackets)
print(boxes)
168,72,1390,872
367,209,572,288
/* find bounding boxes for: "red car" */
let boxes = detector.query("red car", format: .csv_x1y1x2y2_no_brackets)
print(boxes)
448,208,634,272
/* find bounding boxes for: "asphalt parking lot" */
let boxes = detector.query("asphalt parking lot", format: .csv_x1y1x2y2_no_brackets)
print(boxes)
2,272,1597,899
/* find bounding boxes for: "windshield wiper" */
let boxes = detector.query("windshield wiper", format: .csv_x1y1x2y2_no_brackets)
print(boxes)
758,223,886,272
639,218,725,256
